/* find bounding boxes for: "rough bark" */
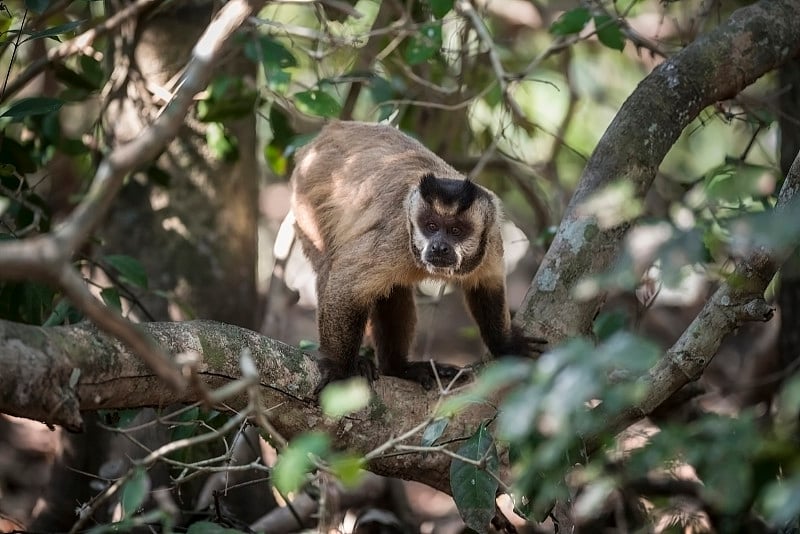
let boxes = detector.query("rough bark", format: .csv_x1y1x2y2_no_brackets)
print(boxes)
518,0,800,342
0,318,494,494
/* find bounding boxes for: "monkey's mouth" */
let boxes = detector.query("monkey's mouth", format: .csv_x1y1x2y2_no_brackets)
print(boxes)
423,255,459,273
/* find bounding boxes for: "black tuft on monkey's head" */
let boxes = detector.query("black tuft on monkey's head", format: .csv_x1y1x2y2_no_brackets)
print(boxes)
419,174,478,213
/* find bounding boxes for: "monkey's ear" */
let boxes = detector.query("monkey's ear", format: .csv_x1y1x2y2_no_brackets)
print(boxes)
419,174,478,212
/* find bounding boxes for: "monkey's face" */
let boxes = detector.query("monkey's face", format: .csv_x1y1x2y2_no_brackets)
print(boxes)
408,174,493,277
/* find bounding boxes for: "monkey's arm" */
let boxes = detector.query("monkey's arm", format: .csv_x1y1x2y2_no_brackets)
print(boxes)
464,280,546,358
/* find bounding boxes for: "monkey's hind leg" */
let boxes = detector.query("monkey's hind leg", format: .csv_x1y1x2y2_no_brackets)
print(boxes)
371,285,461,389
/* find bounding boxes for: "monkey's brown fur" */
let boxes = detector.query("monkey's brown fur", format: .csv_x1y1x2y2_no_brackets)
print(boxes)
291,120,541,389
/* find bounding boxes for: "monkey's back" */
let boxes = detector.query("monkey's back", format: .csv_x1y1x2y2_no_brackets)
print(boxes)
290,121,464,268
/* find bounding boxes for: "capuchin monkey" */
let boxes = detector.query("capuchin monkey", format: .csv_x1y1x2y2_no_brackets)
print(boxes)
290,120,545,392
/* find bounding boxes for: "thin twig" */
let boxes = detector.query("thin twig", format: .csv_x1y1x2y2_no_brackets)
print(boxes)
1,0,159,103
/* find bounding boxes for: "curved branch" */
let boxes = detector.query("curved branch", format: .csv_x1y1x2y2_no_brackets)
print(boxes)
518,0,800,340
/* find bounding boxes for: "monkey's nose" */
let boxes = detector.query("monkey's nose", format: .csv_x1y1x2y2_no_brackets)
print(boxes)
430,242,450,255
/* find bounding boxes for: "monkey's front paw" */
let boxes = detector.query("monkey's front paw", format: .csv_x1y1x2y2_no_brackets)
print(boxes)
505,325,547,357
393,361,470,390
314,356,379,396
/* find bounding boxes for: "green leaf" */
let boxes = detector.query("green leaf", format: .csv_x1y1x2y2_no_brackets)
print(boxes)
104,254,148,289
550,7,590,36
430,0,454,18
329,454,365,487
197,76,258,122
405,22,442,65
243,36,296,93
43,299,81,326
319,377,371,418
206,122,239,162
22,19,85,43
1,97,64,121
120,467,149,518
265,144,287,175
273,432,330,494
593,15,625,51
294,90,341,118
100,287,122,312
450,423,499,533
421,417,449,447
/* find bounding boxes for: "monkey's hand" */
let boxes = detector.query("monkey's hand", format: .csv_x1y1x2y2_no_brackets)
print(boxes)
388,361,468,391
314,355,379,396
498,325,548,358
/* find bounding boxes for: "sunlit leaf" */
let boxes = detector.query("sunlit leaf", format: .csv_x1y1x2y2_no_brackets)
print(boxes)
273,432,330,494
329,454,365,487
319,377,371,418
450,423,499,533
294,90,341,118
206,122,239,162
550,7,590,36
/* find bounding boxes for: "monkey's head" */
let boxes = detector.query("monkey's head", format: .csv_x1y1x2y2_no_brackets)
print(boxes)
407,174,497,277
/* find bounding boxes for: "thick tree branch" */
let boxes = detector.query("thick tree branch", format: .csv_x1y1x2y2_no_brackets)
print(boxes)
517,0,800,341
0,319,492,493
0,0,267,391
589,149,800,447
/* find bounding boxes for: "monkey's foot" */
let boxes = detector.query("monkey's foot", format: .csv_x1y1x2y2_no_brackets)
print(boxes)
314,355,379,396
389,361,469,390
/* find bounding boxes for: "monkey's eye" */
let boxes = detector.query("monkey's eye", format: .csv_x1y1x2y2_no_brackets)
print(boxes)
449,226,462,236
426,222,439,233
